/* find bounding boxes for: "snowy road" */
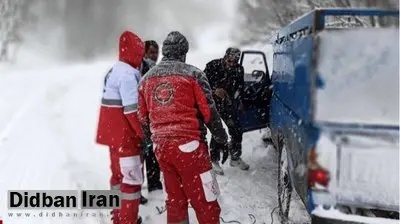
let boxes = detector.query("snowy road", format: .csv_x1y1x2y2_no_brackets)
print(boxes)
0,61,310,224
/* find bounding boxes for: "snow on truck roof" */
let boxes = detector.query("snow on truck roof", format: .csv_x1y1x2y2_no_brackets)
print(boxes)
277,8,399,39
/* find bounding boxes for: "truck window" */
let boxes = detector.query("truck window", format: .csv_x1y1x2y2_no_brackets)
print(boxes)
241,53,266,82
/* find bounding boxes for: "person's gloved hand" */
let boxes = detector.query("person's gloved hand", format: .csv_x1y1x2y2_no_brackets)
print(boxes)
221,142,230,164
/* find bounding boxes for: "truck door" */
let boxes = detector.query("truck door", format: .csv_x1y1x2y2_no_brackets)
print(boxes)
238,51,272,132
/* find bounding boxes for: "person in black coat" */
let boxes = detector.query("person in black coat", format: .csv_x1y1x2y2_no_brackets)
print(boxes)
204,47,250,175
140,40,163,193
142,40,158,70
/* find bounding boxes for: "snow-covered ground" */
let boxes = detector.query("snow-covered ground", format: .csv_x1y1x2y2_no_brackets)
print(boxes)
0,37,310,224
0,52,310,223
0,59,310,224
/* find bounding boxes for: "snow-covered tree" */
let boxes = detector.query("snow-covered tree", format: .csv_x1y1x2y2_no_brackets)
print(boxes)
0,0,36,62
3,0,238,62
0,0,20,61
234,0,399,45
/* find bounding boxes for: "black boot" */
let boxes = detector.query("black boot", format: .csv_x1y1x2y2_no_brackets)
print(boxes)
140,195,148,205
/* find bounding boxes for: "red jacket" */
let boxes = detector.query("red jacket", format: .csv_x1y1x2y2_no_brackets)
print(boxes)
138,59,228,145
96,31,145,148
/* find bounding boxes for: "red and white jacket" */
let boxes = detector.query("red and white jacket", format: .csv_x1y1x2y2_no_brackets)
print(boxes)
96,61,144,148
96,31,144,149
138,59,228,145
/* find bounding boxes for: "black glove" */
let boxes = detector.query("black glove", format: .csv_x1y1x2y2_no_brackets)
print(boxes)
221,141,230,164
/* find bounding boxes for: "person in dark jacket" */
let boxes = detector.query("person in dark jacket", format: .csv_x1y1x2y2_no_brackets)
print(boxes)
140,40,163,194
143,40,158,67
204,47,250,175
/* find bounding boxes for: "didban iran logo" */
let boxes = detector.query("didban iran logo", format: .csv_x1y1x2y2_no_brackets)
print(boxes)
7,190,121,210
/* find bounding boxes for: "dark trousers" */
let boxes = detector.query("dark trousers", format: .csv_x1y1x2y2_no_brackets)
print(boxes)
210,99,243,162
142,133,163,191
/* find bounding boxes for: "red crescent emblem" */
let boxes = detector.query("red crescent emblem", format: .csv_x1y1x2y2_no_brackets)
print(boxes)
154,83,174,105
128,170,136,180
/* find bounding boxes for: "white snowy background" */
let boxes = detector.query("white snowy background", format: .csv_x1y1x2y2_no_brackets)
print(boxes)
10,0,398,223
1,0,399,223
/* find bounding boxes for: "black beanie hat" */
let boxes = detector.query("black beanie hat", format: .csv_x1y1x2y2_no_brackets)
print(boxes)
224,47,241,60
162,31,189,59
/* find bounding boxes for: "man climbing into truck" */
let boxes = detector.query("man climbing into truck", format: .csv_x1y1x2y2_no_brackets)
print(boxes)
204,47,250,175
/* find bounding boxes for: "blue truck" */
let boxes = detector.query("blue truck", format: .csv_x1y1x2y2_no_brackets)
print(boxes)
237,9,399,224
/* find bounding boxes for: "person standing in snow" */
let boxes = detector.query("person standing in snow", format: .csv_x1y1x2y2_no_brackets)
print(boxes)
96,30,145,224
142,40,159,70
140,40,163,193
138,31,228,224
204,47,250,175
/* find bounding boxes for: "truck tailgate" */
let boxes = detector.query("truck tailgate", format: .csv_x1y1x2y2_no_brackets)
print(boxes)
338,135,398,210
320,128,399,211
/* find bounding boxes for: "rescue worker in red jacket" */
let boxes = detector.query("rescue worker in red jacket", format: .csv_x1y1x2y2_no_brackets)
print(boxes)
96,30,145,224
138,31,229,224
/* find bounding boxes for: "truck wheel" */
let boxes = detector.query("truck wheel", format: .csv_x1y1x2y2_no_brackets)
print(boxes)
278,141,293,223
